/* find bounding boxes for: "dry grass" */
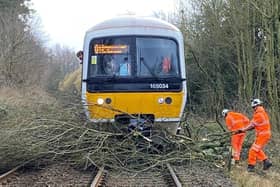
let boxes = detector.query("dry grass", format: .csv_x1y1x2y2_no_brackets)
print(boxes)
58,67,81,92
230,137,280,187
0,87,68,172
231,164,280,187
0,86,56,107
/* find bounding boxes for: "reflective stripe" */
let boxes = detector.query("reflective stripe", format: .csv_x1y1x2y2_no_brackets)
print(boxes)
251,143,262,152
233,152,240,156
232,150,240,158
255,120,269,127
257,130,271,136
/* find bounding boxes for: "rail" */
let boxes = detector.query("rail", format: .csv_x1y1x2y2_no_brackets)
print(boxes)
91,166,108,187
166,163,182,187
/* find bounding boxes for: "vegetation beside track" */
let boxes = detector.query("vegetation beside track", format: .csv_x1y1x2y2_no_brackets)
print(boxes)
1,87,280,186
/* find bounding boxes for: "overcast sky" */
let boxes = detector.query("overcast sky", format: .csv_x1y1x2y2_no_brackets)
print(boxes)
31,0,177,51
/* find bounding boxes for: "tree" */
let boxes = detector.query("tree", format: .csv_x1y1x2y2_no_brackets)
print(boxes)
175,0,239,117
175,0,280,132
0,0,48,87
43,45,79,91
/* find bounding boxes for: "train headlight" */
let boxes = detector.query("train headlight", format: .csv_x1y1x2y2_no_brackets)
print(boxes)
97,98,104,105
158,97,164,104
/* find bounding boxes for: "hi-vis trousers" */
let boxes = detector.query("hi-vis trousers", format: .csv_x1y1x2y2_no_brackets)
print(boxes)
231,133,246,161
248,133,271,165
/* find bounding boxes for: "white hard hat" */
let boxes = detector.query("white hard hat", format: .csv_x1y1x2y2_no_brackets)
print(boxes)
222,109,229,117
251,98,262,107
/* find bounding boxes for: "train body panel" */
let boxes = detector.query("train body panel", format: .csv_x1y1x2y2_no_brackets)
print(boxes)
81,16,187,133
86,91,184,122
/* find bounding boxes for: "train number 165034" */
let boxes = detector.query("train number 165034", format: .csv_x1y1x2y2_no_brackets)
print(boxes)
150,83,169,89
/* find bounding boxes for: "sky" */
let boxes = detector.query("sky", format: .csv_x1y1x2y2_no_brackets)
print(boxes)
31,0,178,51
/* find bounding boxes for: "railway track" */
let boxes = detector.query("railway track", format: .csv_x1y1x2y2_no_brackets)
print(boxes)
0,164,181,186
0,163,94,186
90,166,108,187
91,163,183,187
0,166,20,186
1,162,233,186
166,163,182,187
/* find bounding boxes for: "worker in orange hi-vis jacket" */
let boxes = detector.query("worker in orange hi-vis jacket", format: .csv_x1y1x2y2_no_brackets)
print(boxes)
222,109,250,165
238,99,272,172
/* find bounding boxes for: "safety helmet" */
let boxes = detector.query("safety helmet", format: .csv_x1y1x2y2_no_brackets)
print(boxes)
251,98,262,107
222,109,229,117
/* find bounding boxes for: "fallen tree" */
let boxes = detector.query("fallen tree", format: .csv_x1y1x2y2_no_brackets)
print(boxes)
0,92,240,174
0,108,234,174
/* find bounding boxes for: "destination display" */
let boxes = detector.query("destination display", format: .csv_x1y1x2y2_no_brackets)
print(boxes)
94,44,129,54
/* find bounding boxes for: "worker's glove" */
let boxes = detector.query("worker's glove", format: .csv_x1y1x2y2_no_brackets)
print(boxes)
234,129,244,134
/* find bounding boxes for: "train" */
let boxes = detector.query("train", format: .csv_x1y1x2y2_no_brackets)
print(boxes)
79,16,187,135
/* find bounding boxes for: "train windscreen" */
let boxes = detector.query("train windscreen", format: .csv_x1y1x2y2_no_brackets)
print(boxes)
88,36,180,79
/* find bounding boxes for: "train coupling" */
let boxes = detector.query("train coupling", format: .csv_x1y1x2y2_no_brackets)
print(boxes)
127,118,153,137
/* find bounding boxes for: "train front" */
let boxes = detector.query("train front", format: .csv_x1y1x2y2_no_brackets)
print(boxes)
81,17,187,134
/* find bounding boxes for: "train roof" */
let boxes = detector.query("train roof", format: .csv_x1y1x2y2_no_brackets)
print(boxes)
86,16,180,33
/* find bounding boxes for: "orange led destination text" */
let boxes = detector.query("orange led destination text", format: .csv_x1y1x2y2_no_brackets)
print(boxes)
94,44,129,54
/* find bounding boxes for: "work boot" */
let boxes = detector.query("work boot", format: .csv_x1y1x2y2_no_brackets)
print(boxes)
247,165,255,172
263,159,272,170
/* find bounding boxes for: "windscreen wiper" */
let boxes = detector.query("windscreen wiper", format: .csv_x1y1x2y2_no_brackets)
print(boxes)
140,57,158,78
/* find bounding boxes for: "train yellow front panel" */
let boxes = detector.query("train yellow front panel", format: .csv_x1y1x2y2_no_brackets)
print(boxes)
86,92,183,120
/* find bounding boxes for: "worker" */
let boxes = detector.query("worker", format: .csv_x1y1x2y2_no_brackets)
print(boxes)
103,55,118,75
162,56,171,73
76,50,83,64
222,109,250,164
119,57,131,76
238,99,272,172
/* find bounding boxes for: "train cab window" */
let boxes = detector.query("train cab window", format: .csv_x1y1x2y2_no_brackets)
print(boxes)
102,54,131,76
136,38,179,78
88,37,132,78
